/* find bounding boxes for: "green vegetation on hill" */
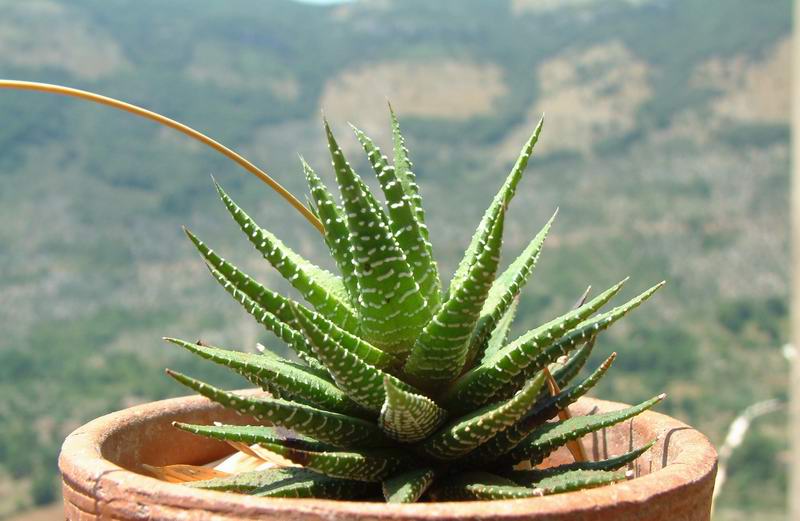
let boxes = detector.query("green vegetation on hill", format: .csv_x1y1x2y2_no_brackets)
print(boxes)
0,0,790,517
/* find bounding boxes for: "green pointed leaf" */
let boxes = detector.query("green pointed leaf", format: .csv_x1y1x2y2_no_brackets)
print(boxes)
190,468,377,499
185,228,300,329
544,287,597,388
166,370,389,448
293,306,421,413
532,469,629,496
527,352,617,425
378,377,447,443
448,117,543,297
352,125,441,311
245,347,310,401
482,297,519,363
464,483,540,500
552,336,596,389
428,471,525,501
258,442,407,482
303,158,358,299
501,394,665,467
388,103,427,236
325,122,431,352
461,352,618,465
470,210,556,365
255,477,378,499
215,181,359,333
173,423,335,452
254,476,376,499
440,278,629,412
305,194,320,220
403,211,505,385
203,265,322,368
292,305,395,370
165,338,368,417
419,372,546,460
507,439,657,485
382,468,436,503
187,468,311,493
505,282,666,394
323,120,391,229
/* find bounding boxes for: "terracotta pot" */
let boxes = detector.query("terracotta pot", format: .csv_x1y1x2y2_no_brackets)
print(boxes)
59,393,717,520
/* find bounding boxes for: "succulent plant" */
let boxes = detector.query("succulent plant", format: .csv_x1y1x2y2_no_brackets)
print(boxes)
166,109,665,503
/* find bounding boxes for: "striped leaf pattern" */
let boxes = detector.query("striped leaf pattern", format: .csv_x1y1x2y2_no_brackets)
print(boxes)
215,182,359,333
167,112,666,502
501,394,665,466
389,104,428,238
378,377,447,442
203,266,320,366
292,305,395,370
184,228,299,328
190,468,376,499
352,125,441,311
469,209,557,365
382,467,436,503
165,338,365,417
428,472,529,501
440,281,664,413
448,117,543,297
439,279,629,412
482,296,519,363
532,469,629,496
173,423,335,451
419,373,546,460
506,439,657,485
551,337,597,389
403,210,505,384
325,122,431,352
256,443,407,482
167,370,388,448
302,158,358,300
461,352,618,465
293,305,421,413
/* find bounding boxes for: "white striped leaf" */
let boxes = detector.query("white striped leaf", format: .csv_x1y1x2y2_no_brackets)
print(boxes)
382,467,436,503
419,373,546,460
325,122,431,352
403,211,505,385
447,117,543,298
215,181,359,333
167,370,389,448
352,125,441,312
292,305,422,413
378,377,446,443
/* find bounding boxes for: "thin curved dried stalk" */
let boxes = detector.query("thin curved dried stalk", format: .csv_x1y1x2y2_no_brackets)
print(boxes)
0,79,323,233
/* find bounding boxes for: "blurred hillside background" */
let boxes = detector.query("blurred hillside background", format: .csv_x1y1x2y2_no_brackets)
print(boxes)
0,0,791,518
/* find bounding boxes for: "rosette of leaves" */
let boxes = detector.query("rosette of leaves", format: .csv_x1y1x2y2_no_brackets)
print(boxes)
166,109,665,503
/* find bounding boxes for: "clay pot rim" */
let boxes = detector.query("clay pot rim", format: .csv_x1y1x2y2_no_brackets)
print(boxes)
60,392,717,519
